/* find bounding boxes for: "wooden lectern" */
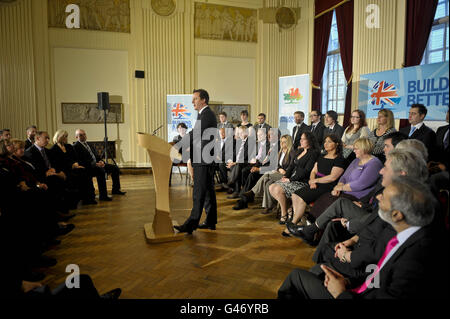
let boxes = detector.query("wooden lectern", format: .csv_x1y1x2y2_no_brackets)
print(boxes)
137,132,185,244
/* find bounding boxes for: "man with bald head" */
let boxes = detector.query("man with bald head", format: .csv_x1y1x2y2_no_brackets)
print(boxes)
73,129,125,201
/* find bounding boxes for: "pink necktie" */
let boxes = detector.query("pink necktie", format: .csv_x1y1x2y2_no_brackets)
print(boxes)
351,236,399,294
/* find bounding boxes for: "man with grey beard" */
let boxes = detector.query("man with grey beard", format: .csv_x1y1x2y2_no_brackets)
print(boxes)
278,176,446,299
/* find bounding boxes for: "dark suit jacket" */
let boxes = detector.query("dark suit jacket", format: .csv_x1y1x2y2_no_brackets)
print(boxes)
338,225,445,299
215,137,235,163
233,138,254,164
284,148,320,182
48,144,77,173
292,123,309,149
24,139,33,150
400,123,437,160
73,141,99,169
436,124,449,169
310,121,326,146
323,123,345,140
254,123,272,135
23,145,52,182
188,106,218,166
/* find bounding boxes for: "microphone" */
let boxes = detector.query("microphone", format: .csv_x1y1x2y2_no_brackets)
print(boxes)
152,125,164,135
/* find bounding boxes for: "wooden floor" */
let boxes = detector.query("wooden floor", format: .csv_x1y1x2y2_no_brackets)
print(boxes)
41,172,316,299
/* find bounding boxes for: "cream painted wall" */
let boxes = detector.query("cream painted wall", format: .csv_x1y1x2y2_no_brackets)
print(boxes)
53,48,130,164
197,55,255,108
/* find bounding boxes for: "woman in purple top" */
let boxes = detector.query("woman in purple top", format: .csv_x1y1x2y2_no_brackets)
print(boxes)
308,137,383,220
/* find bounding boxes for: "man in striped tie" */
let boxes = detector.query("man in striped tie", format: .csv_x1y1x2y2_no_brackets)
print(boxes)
277,176,447,299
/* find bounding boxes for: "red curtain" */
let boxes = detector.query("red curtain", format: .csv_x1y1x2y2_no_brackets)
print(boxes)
400,0,438,128
335,0,354,127
312,11,333,111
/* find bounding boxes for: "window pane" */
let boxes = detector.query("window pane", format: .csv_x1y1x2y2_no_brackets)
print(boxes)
435,1,447,19
430,50,444,63
446,48,449,60
430,26,445,50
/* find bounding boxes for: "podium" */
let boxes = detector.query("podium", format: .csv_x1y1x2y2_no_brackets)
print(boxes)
137,132,185,244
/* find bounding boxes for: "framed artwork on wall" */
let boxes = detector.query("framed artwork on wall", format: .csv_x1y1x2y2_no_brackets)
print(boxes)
61,103,124,124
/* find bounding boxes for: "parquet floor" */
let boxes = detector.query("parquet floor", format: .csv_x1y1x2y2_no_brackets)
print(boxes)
41,172,316,298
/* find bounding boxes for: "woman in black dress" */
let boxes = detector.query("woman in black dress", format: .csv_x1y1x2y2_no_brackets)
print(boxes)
49,130,96,204
269,132,320,225
282,134,346,236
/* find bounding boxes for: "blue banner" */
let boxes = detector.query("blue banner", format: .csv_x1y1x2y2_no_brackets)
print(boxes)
359,61,449,120
167,94,198,142
279,74,310,136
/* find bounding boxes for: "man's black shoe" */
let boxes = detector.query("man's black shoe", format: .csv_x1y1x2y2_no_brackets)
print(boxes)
286,222,318,245
227,192,239,199
112,190,126,195
101,288,122,299
174,225,193,234
198,223,216,230
57,213,76,222
99,196,112,201
232,200,247,210
56,224,75,236
241,190,255,203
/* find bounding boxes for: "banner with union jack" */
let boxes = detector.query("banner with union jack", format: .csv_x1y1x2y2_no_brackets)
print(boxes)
359,61,448,120
167,95,197,142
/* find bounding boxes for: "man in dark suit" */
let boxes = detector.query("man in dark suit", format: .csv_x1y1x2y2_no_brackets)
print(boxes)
174,89,218,233
254,113,272,135
399,104,437,161
25,125,37,150
292,111,309,149
323,110,344,139
429,108,449,193
215,127,235,190
309,109,326,147
73,129,125,201
278,177,447,299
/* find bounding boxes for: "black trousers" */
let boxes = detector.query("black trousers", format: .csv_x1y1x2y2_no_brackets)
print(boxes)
278,268,333,299
240,170,262,194
184,165,217,228
217,163,228,184
312,221,353,264
90,164,121,197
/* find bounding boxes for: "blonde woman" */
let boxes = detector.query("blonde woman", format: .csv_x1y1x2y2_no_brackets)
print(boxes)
368,109,396,161
240,134,295,213
342,110,371,160
49,129,96,204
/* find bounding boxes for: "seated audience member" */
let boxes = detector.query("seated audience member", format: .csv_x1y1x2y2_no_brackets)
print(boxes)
281,135,346,236
341,110,370,162
73,129,125,201
172,122,188,144
428,108,449,193
308,110,325,147
323,110,344,140
399,103,437,160
237,110,252,129
382,131,407,155
25,125,37,150
254,113,271,135
291,148,428,247
306,137,383,222
269,132,320,226
233,128,278,210
368,109,396,162
215,127,235,190
49,130,96,205
226,126,254,197
239,132,288,213
277,176,444,299
23,131,72,211
292,111,309,149
395,139,428,162
0,129,11,140
217,111,234,130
